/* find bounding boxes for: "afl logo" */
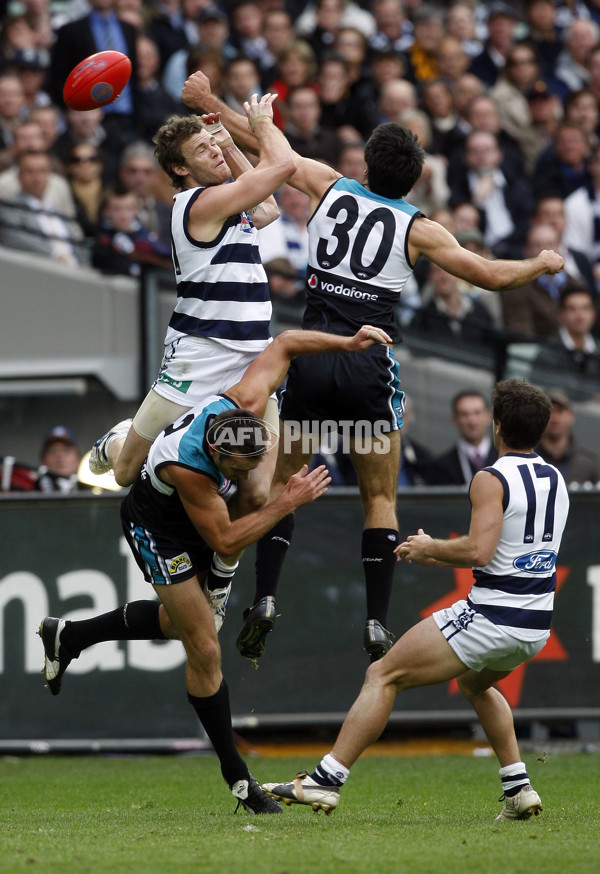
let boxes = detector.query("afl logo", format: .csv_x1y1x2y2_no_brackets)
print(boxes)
308,273,318,289
91,81,114,103
169,553,192,575
513,551,557,573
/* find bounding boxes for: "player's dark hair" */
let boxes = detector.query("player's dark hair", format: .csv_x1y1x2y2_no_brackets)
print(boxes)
206,408,270,459
364,122,425,197
153,114,206,188
492,379,552,449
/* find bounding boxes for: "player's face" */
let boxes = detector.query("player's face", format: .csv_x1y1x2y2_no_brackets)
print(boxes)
214,453,261,481
176,131,230,188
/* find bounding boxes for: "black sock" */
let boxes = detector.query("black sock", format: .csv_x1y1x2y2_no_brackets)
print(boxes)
254,513,295,603
205,554,238,592
362,528,399,627
61,601,165,657
187,680,249,788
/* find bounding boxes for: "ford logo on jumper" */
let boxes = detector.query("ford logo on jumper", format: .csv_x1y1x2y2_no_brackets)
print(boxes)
513,551,557,573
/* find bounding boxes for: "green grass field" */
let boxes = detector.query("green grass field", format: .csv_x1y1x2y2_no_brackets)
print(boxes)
0,751,597,874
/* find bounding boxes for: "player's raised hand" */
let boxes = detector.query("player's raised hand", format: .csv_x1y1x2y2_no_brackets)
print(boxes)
539,250,565,275
181,70,212,107
349,325,394,352
243,92,278,131
281,464,331,509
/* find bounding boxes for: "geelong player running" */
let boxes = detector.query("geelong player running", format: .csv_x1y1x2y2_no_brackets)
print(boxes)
262,379,569,821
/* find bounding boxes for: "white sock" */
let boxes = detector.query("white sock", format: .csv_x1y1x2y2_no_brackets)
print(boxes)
312,753,349,786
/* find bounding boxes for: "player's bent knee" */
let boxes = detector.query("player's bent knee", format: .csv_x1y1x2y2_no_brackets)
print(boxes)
183,635,221,671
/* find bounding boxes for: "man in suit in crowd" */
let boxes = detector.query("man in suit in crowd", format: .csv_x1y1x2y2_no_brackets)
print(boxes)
49,0,139,159
428,389,498,485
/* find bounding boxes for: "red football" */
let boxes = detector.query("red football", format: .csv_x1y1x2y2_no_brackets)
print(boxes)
63,50,132,112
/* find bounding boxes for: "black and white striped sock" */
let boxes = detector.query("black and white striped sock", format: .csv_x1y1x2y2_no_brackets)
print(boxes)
499,761,529,797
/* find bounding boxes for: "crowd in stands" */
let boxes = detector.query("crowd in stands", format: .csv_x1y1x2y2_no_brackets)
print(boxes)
1,0,600,487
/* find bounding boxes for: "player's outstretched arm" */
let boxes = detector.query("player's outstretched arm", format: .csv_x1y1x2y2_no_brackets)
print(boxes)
199,111,280,228
181,70,339,206
408,218,564,291
228,325,393,415
395,472,504,567
168,463,331,558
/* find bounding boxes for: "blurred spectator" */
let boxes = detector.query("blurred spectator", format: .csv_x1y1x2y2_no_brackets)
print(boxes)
404,4,444,85
451,199,484,236
118,141,172,249
367,49,406,96
229,0,266,65
452,71,485,133
282,84,340,164
0,15,36,70
427,389,498,486
0,149,81,265
10,46,51,112
377,77,417,124
410,261,494,351
420,78,465,159
146,0,191,75
53,107,112,184
435,35,470,90
369,0,413,55
450,129,531,259
553,17,599,99
29,104,62,155
162,9,236,102
536,388,600,485
335,140,365,182
400,108,450,213
164,45,225,106
318,53,378,142
330,27,374,109
459,93,527,178
489,42,546,173
532,194,595,291
526,0,562,79
37,425,88,494
501,222,566,340
92,186,171,277
259,9,294,89
264,255,301,297
0,72,27,170
0,453,38,491
564,88,600,149
49,0,140,158
65,143,104,238
135,34,181,143
258,182,309,295
266,40,318,129
564,140,600,287
533,284,600,401
397,395,435,487
532,121,591,199
445,2,482,59
295,0,376,48
525,79,564,166
585,45,600,111
0,119,78,220
221,53,262,115
469,1,518,87
301,0,346,65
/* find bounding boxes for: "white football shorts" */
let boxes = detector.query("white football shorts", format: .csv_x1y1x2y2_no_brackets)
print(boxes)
433,599,548,672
